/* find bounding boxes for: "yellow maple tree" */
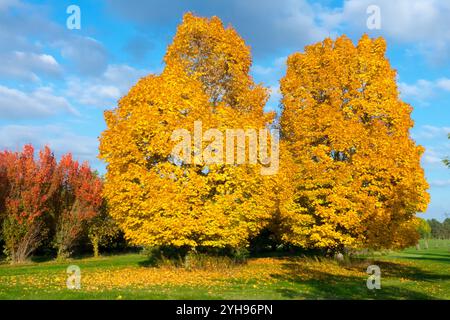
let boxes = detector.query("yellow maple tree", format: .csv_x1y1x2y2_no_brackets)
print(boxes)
99,13,276,250
279,35,429,250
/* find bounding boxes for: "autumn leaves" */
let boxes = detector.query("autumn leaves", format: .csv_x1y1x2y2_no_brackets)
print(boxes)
99,13,429,253
100,13,276,250
0,145,103,263
280,35,429,250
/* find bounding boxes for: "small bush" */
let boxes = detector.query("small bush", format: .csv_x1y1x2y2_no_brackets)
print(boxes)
141,246,249,270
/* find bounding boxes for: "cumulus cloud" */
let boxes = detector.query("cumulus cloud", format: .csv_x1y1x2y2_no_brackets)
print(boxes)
65,64,149,108
106,0,450,63
0,0,108,76
106,0,333,57
56,37,108,76
323,0,450,65
0,85,77,119
436,78,450,91
0,51,61,82
252,56,287,77
399,78,450,103
398,80,434,103
422,149,444,166
414,126,450,170
421,147,448,168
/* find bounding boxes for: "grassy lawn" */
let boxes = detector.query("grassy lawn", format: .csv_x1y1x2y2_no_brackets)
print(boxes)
0,239,449,300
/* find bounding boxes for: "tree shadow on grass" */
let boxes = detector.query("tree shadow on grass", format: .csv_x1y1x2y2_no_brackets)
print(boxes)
373,261,450,282
418,256,450,263
270,258,443,300
421,252,450,259
384,255,450,264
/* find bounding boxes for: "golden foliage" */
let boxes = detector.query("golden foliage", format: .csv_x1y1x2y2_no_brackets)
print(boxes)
100,14,429,252
279,35,429,250
99,13,276,250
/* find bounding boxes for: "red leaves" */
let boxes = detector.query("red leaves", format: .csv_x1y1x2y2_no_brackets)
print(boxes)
0,144,102,226
56,153,102,221
0,144,58,225
0,144,104,260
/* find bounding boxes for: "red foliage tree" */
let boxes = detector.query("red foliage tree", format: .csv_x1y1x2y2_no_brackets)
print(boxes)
0,145,103,262
0,145,59,263
53,154,103,258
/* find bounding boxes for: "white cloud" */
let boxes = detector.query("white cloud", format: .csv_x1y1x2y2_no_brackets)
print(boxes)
0,63,147,120
252,56,287,77
0,85,77,119
342,0,445,40
0,124,101,170
252,65,274,76
0,1,109,77
108,0,450,61
436,78,450,91
107,0,333,57
422,147,448,168
0,51,61,81
429,180,450,188
65,64,149,108
423,150,443,166
56,36,108,76
320,0,450,64
251,56,287,113
269,85,281,99
413,125,450,140
399,80,434,101
399,78,450,103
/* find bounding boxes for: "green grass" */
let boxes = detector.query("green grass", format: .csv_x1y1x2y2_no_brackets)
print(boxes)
0,239,449,300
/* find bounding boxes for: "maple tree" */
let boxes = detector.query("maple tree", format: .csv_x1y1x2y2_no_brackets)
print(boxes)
52,154,103,259
0,145,103,262
0,153,7,235
0,145,59,263
99,13,276,251
0,17,432,260
88,203,121,258
279,35,429,251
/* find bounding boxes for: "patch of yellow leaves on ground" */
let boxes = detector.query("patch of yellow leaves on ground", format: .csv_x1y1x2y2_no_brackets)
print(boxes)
0,257,376,292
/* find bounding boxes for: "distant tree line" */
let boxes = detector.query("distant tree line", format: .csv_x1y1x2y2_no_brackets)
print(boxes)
427,218,450,239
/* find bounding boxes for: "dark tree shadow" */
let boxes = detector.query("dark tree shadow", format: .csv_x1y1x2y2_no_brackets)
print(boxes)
367,261,450,282
269,257,445,300
387,254,450,264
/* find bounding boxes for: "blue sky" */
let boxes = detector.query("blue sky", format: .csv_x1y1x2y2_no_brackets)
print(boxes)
0,0,449,221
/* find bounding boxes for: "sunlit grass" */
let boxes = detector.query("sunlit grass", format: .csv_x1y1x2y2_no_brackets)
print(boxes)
0,240,449,300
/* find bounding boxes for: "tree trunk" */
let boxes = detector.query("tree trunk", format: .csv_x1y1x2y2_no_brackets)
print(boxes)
92,236,100,258
9,221,43,264
56,245,70,261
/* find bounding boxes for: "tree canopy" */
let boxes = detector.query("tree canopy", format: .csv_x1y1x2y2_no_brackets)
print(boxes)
99,13,277,250
279,35,429,250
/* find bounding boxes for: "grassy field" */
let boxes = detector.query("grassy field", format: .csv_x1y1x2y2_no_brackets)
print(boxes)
0,239,449,300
